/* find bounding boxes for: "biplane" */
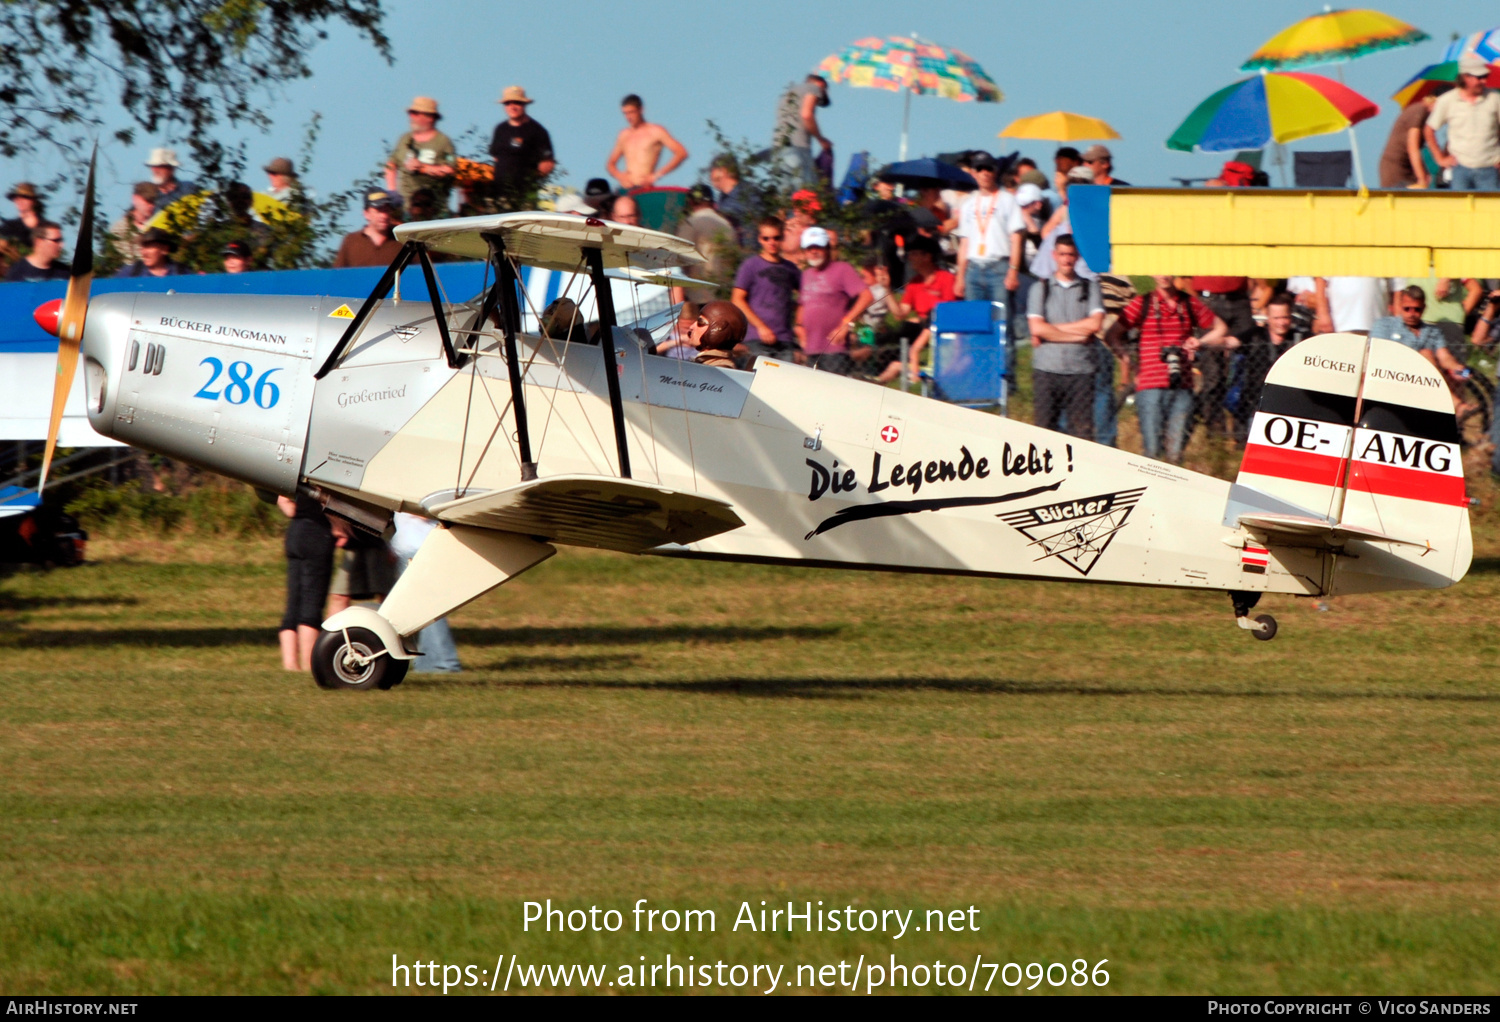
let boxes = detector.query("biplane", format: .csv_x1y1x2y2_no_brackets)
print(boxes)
32,165,1474,689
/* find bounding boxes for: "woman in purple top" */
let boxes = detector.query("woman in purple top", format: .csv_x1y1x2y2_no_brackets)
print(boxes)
794,226,872,374
731,215,801,359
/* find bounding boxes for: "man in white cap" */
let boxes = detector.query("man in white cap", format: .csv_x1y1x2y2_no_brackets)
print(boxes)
386,96,456,212
144,148,196,213
1425,53,1500,191
489,86,555,211
794,226,872,374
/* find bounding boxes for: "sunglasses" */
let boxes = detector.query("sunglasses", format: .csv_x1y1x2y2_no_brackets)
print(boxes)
759,233,783,242
39,235,62,243
695,316,709,327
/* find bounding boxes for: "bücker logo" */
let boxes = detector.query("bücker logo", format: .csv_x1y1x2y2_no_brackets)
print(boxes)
997,488,1146,576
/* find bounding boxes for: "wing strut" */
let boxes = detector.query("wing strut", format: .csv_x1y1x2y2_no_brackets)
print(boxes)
582,245,631,479
485,233,537,481
314,240,461,379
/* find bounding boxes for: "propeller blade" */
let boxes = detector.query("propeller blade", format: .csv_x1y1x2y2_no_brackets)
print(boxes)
38,146,97,495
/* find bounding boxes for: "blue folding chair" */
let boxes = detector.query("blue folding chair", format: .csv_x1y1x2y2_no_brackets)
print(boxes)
929,301,1009,415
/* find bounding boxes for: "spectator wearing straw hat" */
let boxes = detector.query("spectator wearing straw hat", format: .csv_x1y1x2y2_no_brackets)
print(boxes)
490,86,556,211
386,96,456,213
144,148,196,213
0,182,45,249
1425,53,1500,192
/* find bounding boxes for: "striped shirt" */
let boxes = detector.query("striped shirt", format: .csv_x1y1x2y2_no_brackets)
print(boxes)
1118,290,1215,391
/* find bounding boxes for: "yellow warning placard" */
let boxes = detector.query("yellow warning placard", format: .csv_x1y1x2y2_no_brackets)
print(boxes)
328,304,355,319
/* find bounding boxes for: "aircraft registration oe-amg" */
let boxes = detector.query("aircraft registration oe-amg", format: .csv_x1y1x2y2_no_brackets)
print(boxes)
28,160,1474,690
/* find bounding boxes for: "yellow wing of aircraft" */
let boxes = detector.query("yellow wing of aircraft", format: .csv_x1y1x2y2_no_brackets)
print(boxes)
31,197,1476,689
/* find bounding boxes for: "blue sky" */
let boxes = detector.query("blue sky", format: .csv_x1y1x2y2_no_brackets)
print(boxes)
5,0,1496,235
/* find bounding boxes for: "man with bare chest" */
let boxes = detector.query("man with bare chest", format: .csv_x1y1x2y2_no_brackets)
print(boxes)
606,94,688,189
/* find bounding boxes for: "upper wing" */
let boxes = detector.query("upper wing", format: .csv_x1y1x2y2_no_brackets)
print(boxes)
424,474,744,554
392,211,704,272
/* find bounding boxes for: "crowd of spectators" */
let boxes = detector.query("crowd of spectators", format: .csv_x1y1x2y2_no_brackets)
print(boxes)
4,66,1499,470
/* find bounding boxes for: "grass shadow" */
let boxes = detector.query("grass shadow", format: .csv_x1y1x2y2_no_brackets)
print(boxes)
449,624,840,646
1466,558,1500,575
1,623,839,650
0,594,141,611
3,627,275,648
409,674,1500,703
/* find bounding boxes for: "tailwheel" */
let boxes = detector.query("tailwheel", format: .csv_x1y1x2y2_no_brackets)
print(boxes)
312,626,409,691
1251,614,1278,642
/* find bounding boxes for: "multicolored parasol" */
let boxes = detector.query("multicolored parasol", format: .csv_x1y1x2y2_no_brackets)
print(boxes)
998,111,1120,142
818,34,1001,160
1240,8,1429,72
1442,28,1500,64
1392,59,1500,108
1168,72,1378,153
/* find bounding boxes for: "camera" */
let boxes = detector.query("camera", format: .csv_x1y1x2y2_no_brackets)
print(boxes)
1160,344,1188,389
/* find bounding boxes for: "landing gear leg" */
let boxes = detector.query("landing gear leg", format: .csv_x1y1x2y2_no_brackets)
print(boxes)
1229,590,1277,641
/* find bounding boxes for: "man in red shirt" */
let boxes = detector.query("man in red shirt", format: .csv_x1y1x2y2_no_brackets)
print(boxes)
876,240,954,384
1106,275,1229,463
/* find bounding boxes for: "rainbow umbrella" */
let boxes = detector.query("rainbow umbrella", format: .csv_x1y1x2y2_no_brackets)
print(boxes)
1241,8,1429,72
1392,59,1500,108
818,34,1001,161
1169,73,1378,152
999,111,1120,142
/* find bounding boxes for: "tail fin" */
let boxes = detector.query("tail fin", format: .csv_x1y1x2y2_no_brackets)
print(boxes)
1224,333,1471,593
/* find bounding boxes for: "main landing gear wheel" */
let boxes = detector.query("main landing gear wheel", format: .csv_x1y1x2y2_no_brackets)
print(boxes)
311,627,408,690
1251,614,1278,642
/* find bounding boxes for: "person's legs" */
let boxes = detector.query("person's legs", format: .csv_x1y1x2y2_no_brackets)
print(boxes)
395,555,461,673
1032,370,1063,431
1135,387,1164,459
1194,349,1228,439
297,625,319,672
1093,347,1117,447
416,619,462,673
1451,165,1496,191
279,629,299,671
1164,388,1195,464
1061,372,1095,442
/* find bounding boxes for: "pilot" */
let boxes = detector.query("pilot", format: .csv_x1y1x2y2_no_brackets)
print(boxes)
539,297,590,345
691,300,746,368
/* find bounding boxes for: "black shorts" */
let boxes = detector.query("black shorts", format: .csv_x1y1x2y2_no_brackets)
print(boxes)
282,519,334,631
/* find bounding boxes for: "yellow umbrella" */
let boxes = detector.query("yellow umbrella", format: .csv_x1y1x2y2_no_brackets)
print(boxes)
1241,8,1428,72
998,111,1120,142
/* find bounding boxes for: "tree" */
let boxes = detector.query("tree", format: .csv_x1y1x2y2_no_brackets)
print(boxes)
0,0,390,179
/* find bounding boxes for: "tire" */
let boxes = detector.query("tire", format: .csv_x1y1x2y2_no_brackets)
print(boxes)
1251,613,1278,642
311,627,409,691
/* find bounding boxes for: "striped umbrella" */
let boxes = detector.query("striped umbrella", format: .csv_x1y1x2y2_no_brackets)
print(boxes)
1392,59,1500,108
1241,8,1429,72
818,34,1001,161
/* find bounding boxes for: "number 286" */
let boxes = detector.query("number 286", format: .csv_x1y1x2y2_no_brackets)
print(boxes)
194,358,281,409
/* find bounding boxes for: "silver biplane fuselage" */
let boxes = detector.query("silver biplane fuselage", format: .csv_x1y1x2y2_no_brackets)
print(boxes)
67,214,1472,688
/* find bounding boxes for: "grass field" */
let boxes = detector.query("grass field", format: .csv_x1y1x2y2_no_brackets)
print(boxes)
2,497,1500,995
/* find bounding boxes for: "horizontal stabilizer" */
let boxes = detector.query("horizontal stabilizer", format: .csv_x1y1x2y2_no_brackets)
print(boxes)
425,474,744,553
1236,512,1427,549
